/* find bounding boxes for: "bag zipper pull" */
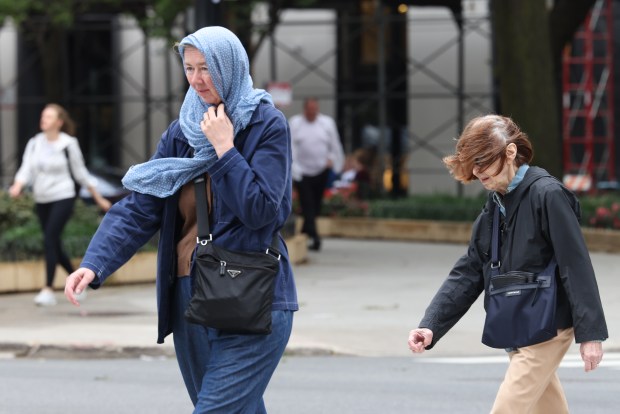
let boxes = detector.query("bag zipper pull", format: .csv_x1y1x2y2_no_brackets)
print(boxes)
219,260,227,276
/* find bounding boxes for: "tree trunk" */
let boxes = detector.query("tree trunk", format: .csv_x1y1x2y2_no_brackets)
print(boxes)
491,0,561,178
37,27,65,103
21,19,65,104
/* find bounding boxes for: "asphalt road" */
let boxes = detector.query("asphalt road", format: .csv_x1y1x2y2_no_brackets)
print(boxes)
1,354,618,414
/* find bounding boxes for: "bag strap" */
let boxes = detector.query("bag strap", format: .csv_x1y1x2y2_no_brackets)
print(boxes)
194,176,212,243
63,147,80,195
490,204,501,276
193,176,280,257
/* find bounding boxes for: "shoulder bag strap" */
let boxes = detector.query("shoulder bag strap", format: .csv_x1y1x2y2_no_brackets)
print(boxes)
193,176,280,255
194,176,211,244
490,204,501,276
63,147,80,195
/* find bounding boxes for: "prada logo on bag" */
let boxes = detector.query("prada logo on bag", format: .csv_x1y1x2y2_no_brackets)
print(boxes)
227,269,242,278
505,290,521,296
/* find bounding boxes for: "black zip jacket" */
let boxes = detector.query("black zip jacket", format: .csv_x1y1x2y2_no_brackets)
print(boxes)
419,166,608,348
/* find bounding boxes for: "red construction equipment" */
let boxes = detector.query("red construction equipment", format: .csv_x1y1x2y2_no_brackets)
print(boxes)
562,0,616,192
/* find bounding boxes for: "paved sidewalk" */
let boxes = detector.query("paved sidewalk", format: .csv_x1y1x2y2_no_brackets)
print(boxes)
1,238,618,359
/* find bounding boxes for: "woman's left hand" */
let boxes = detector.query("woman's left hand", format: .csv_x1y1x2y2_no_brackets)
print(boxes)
580,341,603,372
96,197,112,212
200,103,234,158
87,186,112,212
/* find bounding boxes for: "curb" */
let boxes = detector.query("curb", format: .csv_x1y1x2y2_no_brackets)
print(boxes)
0,342,347,360
0,342,176,360
2,341,617,360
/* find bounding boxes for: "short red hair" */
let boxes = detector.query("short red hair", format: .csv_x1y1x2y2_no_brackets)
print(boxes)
443,115,533,183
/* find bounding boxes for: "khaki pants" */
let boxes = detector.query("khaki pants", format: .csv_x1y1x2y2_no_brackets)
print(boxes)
491,328,574,414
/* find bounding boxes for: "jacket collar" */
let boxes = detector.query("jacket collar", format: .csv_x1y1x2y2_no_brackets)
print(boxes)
493,164,529,216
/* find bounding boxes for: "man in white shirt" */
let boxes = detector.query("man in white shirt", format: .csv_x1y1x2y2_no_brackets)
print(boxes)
290,97,344,251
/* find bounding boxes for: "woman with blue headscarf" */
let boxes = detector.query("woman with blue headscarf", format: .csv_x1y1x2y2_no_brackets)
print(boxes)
64,27,298,412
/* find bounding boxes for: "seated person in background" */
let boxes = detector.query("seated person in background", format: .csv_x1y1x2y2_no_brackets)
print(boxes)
332,148,372,199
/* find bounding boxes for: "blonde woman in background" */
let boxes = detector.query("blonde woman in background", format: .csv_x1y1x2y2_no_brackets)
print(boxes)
9,103,111,306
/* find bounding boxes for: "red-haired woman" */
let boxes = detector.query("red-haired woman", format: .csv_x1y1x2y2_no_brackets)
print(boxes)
408,114,607,413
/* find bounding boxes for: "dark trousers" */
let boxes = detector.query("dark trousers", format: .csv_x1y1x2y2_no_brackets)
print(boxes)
35,197,75,287
295,169,330,245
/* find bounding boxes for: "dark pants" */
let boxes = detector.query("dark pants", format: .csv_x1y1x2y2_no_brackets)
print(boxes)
35,197,75,287
294,169,330,248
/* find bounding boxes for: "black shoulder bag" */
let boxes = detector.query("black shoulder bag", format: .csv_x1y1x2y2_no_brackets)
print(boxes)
184,176,281,334
481,205,558,349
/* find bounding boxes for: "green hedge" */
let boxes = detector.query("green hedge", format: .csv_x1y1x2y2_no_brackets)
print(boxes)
0,192,104,261
2,188,618,262
322,191,620,230
0,191,157,262
579,194,620,229
367,194,487,221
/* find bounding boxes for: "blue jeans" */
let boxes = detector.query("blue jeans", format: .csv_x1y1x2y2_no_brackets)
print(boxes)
172,275,293,413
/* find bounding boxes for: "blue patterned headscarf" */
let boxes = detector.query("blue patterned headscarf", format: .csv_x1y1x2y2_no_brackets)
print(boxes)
121,26,273,198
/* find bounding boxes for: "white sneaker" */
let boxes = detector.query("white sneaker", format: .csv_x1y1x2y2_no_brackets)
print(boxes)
34,289,57,306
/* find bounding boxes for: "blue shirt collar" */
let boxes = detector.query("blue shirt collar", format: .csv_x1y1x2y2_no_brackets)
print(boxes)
493,164,529,216
507,164,529,193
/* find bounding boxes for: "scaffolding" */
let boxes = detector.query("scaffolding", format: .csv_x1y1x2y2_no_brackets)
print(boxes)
1,3,492,197
562,0,616,192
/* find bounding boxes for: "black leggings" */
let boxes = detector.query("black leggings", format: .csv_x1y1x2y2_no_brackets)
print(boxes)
35,198,76,288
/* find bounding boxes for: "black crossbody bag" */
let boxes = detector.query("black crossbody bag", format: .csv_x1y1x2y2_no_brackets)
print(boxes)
184,176,281,334
481,205,558,349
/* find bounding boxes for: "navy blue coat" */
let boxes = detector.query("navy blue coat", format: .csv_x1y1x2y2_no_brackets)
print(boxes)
81,103,298,343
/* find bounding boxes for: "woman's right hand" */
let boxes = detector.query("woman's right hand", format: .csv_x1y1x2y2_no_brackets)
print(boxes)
201,103,234,158
408,328,433,353
65,268,96,306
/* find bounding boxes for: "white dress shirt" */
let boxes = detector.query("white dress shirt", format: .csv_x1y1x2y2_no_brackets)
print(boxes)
289,113,344,181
